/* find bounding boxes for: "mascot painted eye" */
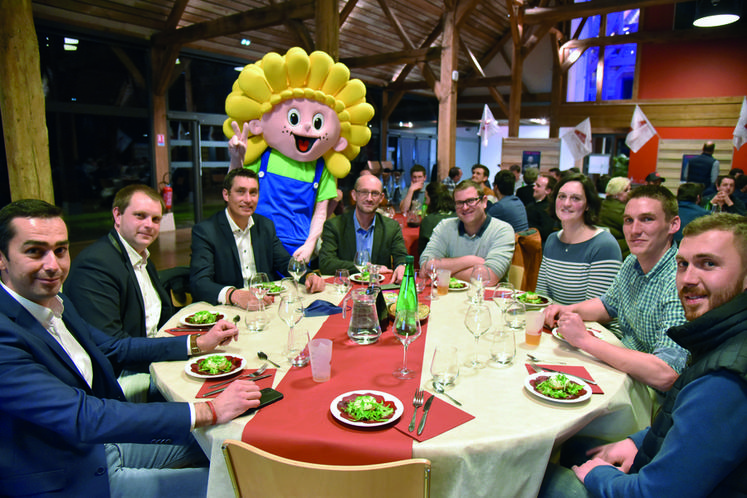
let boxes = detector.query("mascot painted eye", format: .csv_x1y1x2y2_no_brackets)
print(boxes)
312,113,324,131
287,108,301,126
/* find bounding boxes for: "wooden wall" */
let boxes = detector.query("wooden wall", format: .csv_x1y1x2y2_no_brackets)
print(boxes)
656,139,733,191
501,138,561,170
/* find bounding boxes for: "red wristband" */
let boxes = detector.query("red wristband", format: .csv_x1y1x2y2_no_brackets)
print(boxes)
205,400,217,425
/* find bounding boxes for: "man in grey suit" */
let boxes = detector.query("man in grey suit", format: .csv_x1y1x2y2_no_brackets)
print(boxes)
319,174,408,283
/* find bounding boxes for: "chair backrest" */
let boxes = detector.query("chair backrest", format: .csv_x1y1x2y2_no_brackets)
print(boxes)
158,266,192,308
222,439,431,498
508,264,524,290
511,228,542,291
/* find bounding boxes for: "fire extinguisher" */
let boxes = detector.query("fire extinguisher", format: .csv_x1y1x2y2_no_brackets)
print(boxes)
160,173,173,212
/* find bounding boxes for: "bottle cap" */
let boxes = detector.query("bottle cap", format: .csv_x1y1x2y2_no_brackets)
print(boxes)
405,255,414,263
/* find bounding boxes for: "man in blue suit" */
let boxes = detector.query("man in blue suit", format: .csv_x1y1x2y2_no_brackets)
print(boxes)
190,168,325,308
0,200,261,497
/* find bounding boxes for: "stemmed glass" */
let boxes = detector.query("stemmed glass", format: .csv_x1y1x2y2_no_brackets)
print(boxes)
469,265,491,304
354,250,370,279
492,281,515,326
278,295,305,365
464,304,492,368
392,309,422,379
424,258,439,301
333,269,351,295
287,257,307,294
249,272,270,303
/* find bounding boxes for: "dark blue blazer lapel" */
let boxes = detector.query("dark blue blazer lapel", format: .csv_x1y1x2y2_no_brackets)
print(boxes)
215,211,243,287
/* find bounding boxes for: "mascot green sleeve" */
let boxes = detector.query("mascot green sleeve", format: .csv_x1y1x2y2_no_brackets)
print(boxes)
224,47,374,262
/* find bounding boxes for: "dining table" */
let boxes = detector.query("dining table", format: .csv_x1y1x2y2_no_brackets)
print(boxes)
151,282,653,498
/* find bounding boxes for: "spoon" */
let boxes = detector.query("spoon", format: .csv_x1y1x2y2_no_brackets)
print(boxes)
232,315,240,324
432,382,462,406
526,353,566,365
257,351,281,368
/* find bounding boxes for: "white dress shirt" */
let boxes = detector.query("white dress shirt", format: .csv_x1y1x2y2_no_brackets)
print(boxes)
219,209,257,304
117,232,162,338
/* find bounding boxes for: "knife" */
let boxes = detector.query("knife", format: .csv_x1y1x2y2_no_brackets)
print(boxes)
416,394,436,435
200,373,273,397
531,364,597,385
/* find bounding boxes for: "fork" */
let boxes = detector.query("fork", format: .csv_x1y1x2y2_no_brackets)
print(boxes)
202,363,269,391
408,388,425,432
526,353,566,365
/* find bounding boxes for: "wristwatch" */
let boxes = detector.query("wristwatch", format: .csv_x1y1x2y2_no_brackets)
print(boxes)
190,334,202,355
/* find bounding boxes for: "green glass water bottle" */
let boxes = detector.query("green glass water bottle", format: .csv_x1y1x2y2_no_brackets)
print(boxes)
396,255,418,315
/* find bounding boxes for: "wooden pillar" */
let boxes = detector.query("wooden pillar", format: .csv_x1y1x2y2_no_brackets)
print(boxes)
381,91,389,161
436,0,458,182
507,1,524,138
0,0,54,202
549,31,562,138
316,0,339,59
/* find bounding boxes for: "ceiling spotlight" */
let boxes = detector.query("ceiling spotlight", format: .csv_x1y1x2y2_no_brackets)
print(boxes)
693,0,741,27
240,39,251,46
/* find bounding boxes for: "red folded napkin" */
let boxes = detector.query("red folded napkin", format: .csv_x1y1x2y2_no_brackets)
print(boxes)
394,395,475,442
524,364,604,394
165,328,204,336
196,369,277,398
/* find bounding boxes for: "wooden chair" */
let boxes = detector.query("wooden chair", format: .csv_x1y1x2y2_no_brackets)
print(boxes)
510,228,542,291
508,264,524,290
222,439,431,498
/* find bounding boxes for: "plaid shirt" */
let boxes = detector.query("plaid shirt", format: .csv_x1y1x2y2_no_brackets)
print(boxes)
441,177,456,193
600,244,689,373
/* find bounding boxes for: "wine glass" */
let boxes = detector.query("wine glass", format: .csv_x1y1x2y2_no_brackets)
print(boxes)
492,281,515,326
353,250,370,279
250,272,270,302
424,258,439,301
392,309,422,379
431,346,459,388
469,264,491,305
287,257,307,293
278,295,305,364
333,269,351,295
464,304,492,368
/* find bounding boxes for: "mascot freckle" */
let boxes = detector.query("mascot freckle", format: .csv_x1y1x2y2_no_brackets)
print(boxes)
224,47,375,263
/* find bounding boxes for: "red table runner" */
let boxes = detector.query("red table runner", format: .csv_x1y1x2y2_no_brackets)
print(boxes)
242,300,429,465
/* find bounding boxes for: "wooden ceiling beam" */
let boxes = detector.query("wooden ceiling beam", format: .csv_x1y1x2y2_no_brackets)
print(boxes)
164,0,189,31
524,0,691,25
268,0,315,52
460,35,510,117
341,47,441,68
339,0,359,25
390,74,513,91
151,0,315,47
562,24,746,51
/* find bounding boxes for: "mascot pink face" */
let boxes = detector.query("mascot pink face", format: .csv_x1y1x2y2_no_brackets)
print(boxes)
250,98,347,162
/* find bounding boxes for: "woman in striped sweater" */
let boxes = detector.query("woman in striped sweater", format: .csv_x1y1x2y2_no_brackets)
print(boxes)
535,174,622,305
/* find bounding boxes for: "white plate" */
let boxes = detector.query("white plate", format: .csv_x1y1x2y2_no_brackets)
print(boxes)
448,280,470,292
185,354,246,379
515,292,553,309
178,310,224,328
350,273,386,284
552,327,603,343
330,390,404,428
524,372,592,404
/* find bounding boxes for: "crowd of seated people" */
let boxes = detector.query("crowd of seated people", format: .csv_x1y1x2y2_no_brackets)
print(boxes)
6,153,747,496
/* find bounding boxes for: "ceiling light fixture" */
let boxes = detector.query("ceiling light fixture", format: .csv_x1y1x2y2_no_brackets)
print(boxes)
240,39,251,46
693,0,741,27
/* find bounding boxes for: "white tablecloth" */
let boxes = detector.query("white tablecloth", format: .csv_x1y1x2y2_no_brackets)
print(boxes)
151,285,652,498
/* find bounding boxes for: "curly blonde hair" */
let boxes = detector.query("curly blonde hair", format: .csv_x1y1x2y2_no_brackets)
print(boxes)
224,47,374,178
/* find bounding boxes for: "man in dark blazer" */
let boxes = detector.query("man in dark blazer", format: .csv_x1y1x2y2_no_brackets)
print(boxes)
319,174,408,282
190,168,325,307
0,199,260,497
65,185,173,341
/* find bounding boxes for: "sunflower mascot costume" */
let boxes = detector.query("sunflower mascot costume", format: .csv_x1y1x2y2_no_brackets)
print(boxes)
224,47,374,263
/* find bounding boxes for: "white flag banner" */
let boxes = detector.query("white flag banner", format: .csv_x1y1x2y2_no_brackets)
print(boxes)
561,118,592,161
477,104,501,147
733,96,747,150
625,105,657,153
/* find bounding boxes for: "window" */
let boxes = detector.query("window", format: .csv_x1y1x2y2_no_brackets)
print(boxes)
566,5,639,103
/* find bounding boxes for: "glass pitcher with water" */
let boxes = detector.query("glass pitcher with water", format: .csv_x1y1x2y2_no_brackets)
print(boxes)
343,288,382,344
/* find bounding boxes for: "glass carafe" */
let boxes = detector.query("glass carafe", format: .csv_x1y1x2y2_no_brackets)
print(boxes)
343,288,382,345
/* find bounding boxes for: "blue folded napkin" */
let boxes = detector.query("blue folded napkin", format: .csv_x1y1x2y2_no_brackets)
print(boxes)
303,300,342,317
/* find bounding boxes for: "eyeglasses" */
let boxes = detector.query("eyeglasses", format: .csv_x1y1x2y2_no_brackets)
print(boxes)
455,196,483,208
355,190,383,199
